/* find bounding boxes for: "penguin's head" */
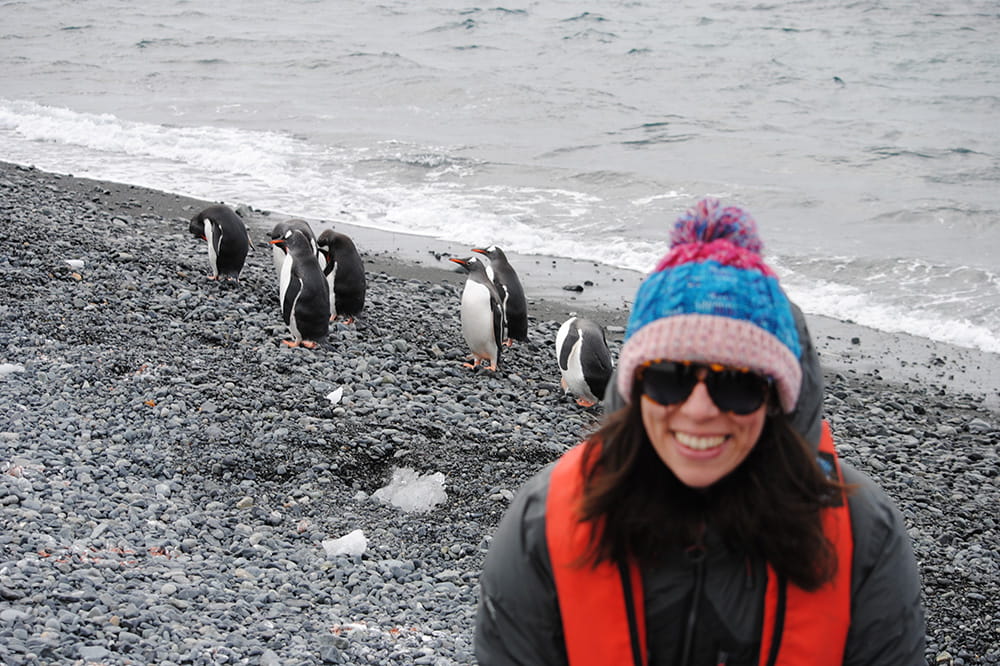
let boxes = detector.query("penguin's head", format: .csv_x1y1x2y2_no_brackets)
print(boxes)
318,229,355,252
472,246,505,263
271,219,316,254
269,228,294,250
316,229,337,262
188,215,207,241
268,222,289,247
273,228,316,257
449,256,480,274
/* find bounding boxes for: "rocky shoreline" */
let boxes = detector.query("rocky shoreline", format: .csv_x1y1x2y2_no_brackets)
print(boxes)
1,161,998,664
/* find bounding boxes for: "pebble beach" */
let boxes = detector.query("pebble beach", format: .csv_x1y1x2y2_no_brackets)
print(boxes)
1,160,998,665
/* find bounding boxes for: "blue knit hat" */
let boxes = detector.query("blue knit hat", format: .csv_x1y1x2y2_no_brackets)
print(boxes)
617,199,802,412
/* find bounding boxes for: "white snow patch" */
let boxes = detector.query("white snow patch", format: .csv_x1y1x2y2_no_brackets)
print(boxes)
321,529,368,557
0,363,25,376
372,467,447,513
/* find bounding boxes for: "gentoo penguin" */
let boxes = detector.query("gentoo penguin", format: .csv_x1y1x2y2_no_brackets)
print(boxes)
555,316,614,407
315,229,366,324
450,256,504,371
189,205,252,281
268,218,317,278
269,229,330,348
471,245,528,345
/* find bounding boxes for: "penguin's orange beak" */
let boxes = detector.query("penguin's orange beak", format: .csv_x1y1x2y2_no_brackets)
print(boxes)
449,257,467,266
269,239,284,245
471,248,487,255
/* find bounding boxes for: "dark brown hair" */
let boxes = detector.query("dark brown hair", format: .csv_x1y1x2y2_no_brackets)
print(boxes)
576,380,847,591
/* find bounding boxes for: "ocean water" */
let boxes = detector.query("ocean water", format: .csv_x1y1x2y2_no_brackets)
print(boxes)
2,0,998,353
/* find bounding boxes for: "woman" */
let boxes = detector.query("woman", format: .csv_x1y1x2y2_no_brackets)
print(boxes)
474,200,925,665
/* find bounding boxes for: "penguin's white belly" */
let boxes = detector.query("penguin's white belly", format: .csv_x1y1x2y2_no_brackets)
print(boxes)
563,343,596,402
326,259,338,317
460,281,497,358
287,284,303,341
278,255,293,309
204,221,219,277
271,245,286,275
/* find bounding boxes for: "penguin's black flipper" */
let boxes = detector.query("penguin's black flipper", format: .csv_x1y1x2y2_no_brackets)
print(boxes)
282,276,302,326
490,292,504,370
493,281,510,341
210,221,224,261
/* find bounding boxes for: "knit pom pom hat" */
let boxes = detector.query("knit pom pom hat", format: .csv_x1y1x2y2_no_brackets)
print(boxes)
617,198,802,412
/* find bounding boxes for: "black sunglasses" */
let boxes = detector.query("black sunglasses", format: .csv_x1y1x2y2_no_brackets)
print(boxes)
638,360,772,415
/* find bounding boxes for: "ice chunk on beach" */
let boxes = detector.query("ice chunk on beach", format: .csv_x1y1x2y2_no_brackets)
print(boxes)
65,259,85,270
325,387,343,405
0,363,25,377
322,529,368,557
373,467,447,513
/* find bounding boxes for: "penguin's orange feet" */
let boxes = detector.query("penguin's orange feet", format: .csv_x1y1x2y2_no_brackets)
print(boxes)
301,340,319,349
575,397,597,408
282,340,301,348
462,362,478,369
503,338,514,347
206,275,218,281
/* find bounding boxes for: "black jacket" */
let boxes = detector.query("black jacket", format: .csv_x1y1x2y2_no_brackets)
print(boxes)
474,458,924,665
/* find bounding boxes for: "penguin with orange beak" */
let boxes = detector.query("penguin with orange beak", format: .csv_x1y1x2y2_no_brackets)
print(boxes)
450,256,503,371
268,218,317,279
269,229,329,349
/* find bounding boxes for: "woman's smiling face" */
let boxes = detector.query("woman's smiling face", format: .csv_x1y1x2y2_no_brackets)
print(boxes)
639,372,767,488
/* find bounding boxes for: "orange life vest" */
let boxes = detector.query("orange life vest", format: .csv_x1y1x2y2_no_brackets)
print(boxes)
546,421,853,666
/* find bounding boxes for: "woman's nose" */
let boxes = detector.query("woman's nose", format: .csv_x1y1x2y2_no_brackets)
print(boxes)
679,380,720,417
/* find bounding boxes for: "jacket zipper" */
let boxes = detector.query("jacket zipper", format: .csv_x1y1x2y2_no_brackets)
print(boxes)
679,542,706,666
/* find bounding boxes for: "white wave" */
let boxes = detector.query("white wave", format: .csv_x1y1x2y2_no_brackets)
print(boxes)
3,99,998,355
0,100,665,271
781,274,1000,355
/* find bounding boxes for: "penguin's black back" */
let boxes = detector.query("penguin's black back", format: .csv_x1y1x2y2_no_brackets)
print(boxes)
318,230,367,318
577,318,613,399
476,247,527,341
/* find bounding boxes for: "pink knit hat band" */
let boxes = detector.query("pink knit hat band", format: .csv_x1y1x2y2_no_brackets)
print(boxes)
616,314,802,413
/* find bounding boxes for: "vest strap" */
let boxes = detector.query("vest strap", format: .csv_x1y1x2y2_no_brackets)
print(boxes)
546,444,648,666
759,421,854,665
